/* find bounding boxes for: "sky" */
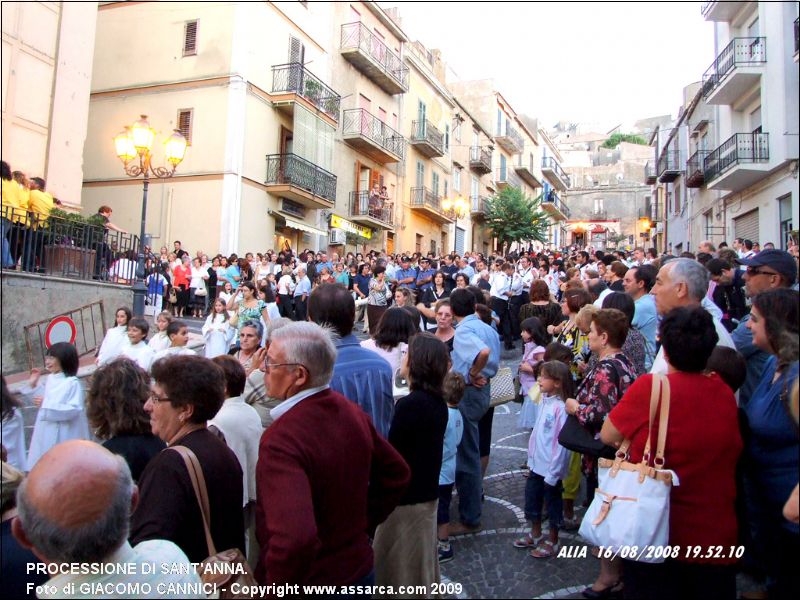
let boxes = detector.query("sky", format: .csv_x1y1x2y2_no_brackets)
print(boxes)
386,1,716,131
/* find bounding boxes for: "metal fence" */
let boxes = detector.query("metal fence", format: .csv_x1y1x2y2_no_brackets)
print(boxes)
349,191,393,226
704,132,769,182
264,153,337,203
702,37,766,98
541,156,571,187
340,22,409,91
342,108,405,160
410,186,443,211
1,207,139,282
271,62,341,121
469,146,492,172
410,119,445,154
23,301,107,372
497,121,524,153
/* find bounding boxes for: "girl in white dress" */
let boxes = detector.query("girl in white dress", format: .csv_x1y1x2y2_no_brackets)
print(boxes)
1,376,27,471
24,343,90,469
148,311,173,353
153,320,195,363
119,317,156,372
96,307,131,365
203,299,231,358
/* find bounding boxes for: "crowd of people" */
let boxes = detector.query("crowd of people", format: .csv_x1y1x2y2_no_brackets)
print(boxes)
1,233,799,599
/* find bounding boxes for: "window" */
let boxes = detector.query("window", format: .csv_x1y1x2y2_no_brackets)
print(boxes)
453,118,461,142
444,180,449,200
416,234,423,254
453,168,461,192
704,210,713,238
416,161,424,188
444,124,450,153
432,172,440,197
289,36,305,65
674,185,681,214
183,21,198,56
471,175,479,199
177,109,193,145
779,194,794,250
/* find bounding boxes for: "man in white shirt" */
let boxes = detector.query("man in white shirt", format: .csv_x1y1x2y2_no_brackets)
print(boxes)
649,258,735,374
470,260,487,286
293,267,312,322
489,262,515,350
516,256,535,305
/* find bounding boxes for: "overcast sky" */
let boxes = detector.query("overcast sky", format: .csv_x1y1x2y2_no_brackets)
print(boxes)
386,2,716,131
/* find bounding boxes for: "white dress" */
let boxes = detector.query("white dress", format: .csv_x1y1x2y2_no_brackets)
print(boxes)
1,409,27,471
120,340,156,372
24,373,90,469
153,346,195,363
97,325,128,365
148,331,171,353
203,314,231,358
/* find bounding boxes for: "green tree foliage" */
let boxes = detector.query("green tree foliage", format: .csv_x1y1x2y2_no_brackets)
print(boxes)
601,133,647,148
484,187,551,254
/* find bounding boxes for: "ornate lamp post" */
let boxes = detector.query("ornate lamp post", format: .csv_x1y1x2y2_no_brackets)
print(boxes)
114,115,187,316
442,195,468,220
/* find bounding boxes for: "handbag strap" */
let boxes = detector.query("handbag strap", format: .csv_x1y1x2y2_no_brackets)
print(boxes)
640,374,663,464
170,445,218,557
653,376,671,468
612,374,665,478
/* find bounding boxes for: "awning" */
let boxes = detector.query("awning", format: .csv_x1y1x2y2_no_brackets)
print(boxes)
282,217,327,237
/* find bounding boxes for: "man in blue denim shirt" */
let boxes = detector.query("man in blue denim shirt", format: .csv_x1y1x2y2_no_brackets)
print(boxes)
395,257,418,293
448,288,500,534
415,258,436,292
308,283,394,437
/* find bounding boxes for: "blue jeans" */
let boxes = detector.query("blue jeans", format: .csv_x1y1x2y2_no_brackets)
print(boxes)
1,218,14,268
455,384,490,527
524,472,563,528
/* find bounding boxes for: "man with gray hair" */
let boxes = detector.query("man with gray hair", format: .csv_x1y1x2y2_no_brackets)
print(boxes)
649,258,735,374
12,440,203,598
254,321,410,588
292,266,311,322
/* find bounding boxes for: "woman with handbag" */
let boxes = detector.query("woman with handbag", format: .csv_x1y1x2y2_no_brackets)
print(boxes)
366,265,390,337
564,309,637,599
553,288,592,382
130,355,246,563
189,257,208,318
599,306,742,600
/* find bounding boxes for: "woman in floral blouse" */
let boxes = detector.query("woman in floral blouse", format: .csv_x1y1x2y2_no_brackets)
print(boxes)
564,308,636,599
552,287,592,382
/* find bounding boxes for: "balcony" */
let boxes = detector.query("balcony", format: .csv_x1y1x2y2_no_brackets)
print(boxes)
265,153,336,209
657,149,682,183
650,201,663,222
541,156,570,191
515,155,543,188
644,161,657,184
342,109,405,164
271,63,341,123
469,146,493,174
410,186,453,223
340,22,409,95
541,190,570,221
701,2,746,22
495,121,524,154
470,195,489,216
591,209,608,220
704,132,770,192
410,120,444,158
495,166,521,189
685,150,710,188
702,37,766,105
349,191,394,230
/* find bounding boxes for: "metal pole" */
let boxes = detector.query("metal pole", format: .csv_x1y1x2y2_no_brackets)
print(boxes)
132,172,149,316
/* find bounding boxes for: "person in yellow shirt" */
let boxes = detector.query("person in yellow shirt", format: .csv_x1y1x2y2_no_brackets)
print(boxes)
1,160,19,267
23,177,55,272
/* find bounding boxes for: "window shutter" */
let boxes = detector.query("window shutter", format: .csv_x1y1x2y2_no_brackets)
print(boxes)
289,36,305,65
177,109,193,145
183,21,198,56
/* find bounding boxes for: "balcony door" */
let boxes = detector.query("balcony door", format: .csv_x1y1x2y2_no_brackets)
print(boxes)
418,101,427,136
416,161,425,188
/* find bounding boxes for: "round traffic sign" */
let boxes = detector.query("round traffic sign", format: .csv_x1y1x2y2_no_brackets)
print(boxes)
44,316,77,348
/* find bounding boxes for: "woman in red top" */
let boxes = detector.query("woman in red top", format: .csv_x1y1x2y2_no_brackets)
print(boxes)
601,306,742,600
172,255,192,318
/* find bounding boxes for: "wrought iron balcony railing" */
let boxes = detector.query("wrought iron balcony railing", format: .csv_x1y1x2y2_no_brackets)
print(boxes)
410,186,443,212
470,195,488,214
657,149,682,182
644,160,657,184
271,62,341,121
702,37,766,98
495,166,521,189
542,190,571,219
410,120,445,155
704,132,769,183
496,121,524,153
469,146,493,174
349,191,393,226
541,156,571,187
686,150,711,187
340,22,409,92
265,153,337,203
342,108,405,160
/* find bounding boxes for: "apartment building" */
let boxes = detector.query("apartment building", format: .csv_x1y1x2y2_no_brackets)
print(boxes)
537,127,571,249
695,1,798,248
2,1,98,205
401,42,456,256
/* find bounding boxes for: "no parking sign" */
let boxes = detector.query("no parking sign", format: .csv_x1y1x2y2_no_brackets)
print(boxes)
44,316,77,348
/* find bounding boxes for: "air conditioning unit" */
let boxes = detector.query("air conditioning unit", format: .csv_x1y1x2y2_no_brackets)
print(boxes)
656,222,664,233
329,228,346,245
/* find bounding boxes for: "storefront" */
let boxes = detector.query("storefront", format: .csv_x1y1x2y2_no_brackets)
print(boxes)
329,214,375,254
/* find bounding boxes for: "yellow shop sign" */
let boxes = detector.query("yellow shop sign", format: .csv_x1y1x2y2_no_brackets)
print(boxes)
330,214,372,239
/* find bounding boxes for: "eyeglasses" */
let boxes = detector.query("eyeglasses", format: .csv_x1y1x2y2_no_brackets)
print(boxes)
263,362,306,373
746,267,778,277
148,393,170,404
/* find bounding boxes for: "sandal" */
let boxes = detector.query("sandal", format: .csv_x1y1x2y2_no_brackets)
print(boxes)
562,516,581,531
512,533,543,548
530,540,559,559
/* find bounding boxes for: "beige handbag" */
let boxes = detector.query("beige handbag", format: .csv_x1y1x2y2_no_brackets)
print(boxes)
489,367,517,407
170,446,259,599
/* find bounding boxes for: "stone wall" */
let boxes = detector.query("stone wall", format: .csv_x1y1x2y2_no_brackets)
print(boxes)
1,272,134,375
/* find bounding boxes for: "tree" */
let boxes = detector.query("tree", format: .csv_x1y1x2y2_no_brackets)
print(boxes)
601,133,647,148
484,187,551,255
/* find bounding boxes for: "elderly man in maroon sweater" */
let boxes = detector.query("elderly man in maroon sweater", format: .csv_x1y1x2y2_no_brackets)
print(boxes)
255,321,410,589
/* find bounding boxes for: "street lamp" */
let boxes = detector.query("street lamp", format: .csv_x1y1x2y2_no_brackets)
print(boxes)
114,115,187,316
442,195,468,220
